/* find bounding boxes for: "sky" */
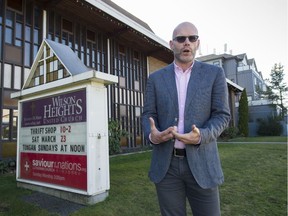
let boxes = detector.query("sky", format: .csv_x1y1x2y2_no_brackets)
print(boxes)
112,0,287,82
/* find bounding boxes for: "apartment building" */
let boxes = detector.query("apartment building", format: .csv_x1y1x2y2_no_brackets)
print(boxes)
197,53,285,136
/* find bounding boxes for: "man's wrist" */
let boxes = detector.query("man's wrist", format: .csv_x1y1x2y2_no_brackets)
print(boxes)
149,133,159,144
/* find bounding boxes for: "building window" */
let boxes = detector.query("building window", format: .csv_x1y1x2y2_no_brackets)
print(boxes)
62,19,73,47
24,42,31,66
23,4,41,67
1,108,18,141
63,19,73,32
25,2,32,25
96,35,106,72
15,20,23,46
110,40,147,148
86,29,105,70
0,25,2,59
213,61,220,67
14,65,22,89
47,12,107,72
87,29,95,41
5,9,24,47
12,110,18,140
5,10,13,44
4,63,12,88
2,109,10,140
24,68,30,84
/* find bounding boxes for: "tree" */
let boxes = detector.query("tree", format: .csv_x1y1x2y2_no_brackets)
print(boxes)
238,88,249,136
267,63,287,118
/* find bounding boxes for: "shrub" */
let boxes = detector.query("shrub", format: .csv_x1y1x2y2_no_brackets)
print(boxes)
0,161,8,175
0,159,16,175
220,126,239,140
257,117,283,136
108,120,128,155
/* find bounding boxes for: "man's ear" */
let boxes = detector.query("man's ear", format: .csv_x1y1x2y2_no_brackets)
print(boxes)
196,40,200,50
169,40,174,50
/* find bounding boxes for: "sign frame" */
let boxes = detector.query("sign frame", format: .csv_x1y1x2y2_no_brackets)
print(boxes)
15,79,111,198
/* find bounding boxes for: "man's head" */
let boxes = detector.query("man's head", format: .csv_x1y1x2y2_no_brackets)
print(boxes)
169,22,200,69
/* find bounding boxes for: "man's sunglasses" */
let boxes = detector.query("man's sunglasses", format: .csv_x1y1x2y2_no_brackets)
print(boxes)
173,35,199,43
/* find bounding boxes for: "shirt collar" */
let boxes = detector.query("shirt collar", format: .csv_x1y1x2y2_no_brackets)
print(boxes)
173,61,194,74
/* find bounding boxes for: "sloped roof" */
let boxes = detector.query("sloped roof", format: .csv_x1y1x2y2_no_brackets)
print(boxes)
45,39,89,75
23,39,89,89
226,78,244,92
101,0,154,33
236,53,246,60
197,53,237,62
248,58,259,71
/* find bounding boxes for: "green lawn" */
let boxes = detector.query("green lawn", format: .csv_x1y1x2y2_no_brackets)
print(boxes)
0,142,287,216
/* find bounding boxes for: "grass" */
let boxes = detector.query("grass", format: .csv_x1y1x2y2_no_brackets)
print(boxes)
219,143,287,215
0,139,287,216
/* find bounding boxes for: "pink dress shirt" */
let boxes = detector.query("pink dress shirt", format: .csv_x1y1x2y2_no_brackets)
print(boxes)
174,62,193,149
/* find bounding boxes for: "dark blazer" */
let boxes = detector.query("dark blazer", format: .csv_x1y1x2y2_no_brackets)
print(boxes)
141,61,231,189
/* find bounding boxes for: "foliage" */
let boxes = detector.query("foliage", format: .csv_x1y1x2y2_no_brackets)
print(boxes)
257,117,283,136
0,159,16,175
219,126,239,140
108,120,128,155
263,63,287,118
0,161,8,175
238,88,249,136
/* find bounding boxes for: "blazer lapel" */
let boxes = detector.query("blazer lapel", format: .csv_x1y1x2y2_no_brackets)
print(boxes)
161,64,179,113
185,61,203,111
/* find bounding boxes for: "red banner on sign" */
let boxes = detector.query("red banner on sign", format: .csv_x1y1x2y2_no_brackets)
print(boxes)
20,152,87,190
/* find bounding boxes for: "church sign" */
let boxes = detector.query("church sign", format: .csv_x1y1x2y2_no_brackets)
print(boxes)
12,39,118,204
19,89,88,190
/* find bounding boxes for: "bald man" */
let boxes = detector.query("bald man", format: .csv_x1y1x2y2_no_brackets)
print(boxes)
142,22,230,216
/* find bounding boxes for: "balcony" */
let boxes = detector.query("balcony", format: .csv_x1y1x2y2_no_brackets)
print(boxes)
237,65,252,71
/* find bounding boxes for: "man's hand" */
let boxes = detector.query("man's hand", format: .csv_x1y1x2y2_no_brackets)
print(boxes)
149,117,175,144
172,124,201,145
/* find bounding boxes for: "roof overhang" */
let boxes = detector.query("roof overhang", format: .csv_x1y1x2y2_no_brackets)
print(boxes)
226,78,244,92
85,0,169,49
39,0,173,63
